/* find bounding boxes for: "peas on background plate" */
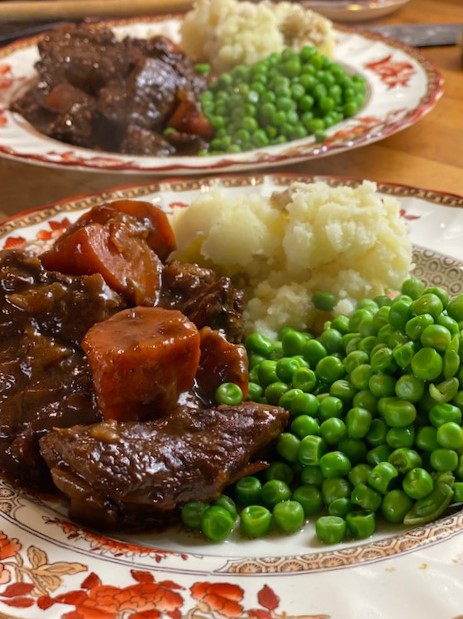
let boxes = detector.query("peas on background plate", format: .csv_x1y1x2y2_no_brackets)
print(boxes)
200,45,367,154
181,283,463,544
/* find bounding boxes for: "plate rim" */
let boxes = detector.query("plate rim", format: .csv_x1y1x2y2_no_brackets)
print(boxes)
0,15,444,174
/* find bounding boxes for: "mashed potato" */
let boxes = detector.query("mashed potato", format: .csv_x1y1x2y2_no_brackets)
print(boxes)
180,0,335,74
170,181,412,337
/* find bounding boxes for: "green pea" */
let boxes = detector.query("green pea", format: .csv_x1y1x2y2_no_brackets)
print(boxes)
344,350,369,373
292,485,323,516
430,448,459,472
401,278,426,300
312,290,336,311
368,461,399,494
380,397,417,428
353,389,378,413
388,447,422,474
381,489,414,523
240,505,272,538
290,391,320,417
350,364,373,390
303,339,327,366
366,444,393,467
436,421,463,449
365,419,388,447
261,479,291,508
318,395,344,420
429,402,462,427
272,500,305,534
370,347,397,374
318,328,344,354
345,407,372,439
264,381,289,404
386,425,415,449
181,500,209,530
316,356,346,383
338,437,368,465
201,505,235,542
395,374,425,402
291,414,320,439
346,510,376,539
403,474,454,525
393,341,417,368
447,294,463,322
411,293,444,320
292,367,318,392
235,476,262,506
351,482,382,512
320,417,347,445
369,373,396,398
322,477,352,505
298,435,327,466
411,347,443,381
215,382,243,405
330,379,356,403
263,461,294,485
388,298,412,330
320,451,352,479
316,515,347,544
405,313,435,340
276,357,302,383
276,432,301,463
301,465,324,487
420,324,451,351
282,329,308,356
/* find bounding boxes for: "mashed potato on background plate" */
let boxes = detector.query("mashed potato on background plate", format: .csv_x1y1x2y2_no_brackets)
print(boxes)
180,0,335,74
170,181,412,337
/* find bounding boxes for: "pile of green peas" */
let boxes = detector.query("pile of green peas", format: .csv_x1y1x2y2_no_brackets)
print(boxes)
181,280,463,544
199,45,366,154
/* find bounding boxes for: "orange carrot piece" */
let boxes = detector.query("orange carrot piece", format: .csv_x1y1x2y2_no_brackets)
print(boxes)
82,306,201,421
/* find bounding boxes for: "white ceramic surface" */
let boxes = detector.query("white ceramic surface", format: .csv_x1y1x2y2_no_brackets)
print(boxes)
303,0,410,22
0,15,442,174
0,174,462,619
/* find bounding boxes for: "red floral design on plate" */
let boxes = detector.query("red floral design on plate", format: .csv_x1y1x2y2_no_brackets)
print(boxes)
365,54,415,89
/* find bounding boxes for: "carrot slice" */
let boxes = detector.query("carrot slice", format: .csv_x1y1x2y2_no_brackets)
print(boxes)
82,306,201,421
41,205,163,305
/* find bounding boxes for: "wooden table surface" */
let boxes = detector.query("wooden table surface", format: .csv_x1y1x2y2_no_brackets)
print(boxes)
0,0,462,222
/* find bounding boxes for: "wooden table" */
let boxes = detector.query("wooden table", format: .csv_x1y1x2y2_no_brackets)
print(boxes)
0,0,462,221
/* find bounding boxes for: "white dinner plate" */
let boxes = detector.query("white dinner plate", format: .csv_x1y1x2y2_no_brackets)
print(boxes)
0,174,463,619
303,0,410,23
0,15,442,175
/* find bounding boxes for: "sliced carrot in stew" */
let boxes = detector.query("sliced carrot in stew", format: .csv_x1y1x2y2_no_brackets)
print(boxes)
40,205,163,306
82,306,201,422
109,200,176,261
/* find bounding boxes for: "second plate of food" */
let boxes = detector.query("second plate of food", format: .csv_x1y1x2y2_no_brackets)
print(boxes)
0,1,442,174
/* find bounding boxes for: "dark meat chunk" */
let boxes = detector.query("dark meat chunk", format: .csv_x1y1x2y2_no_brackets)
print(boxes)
10,25,210,156
39,402,289,528
35,24,130,95
160,260,245,343
196,327,248,401
0,250,124,484
120,125,175,156
126,56,179,131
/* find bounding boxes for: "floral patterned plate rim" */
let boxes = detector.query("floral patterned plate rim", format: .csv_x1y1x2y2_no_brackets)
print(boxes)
0,14,443,175
1,174,463,619
302,0,410,23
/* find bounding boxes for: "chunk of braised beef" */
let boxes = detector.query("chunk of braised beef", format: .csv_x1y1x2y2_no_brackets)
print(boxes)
10,25,210,156
39,402,289,529
0,250,124,485
160,260,245,343
120,125,175,156
35,24,130,95
196,327,248,401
